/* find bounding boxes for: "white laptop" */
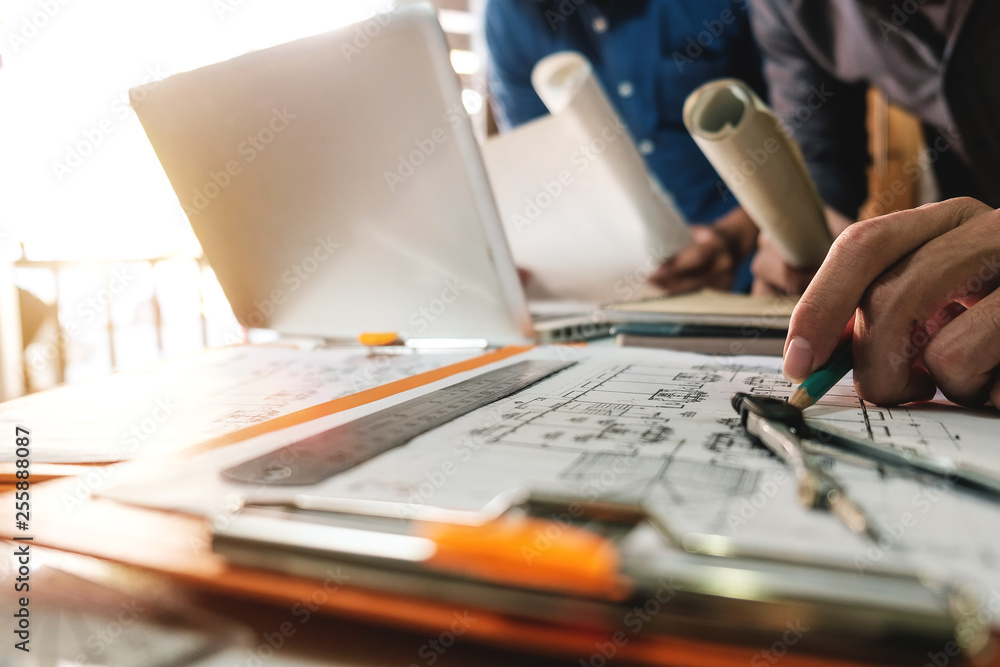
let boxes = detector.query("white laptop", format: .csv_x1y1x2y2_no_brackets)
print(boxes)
132,2,567,346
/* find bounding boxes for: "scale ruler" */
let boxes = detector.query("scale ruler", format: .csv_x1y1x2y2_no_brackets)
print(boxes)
222,360,577,485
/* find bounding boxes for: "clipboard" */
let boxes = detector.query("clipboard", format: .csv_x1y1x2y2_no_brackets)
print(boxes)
213,491,989,664
3,470,992,667
4,347,998,667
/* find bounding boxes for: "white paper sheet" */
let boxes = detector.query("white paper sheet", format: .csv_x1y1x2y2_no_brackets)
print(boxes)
0,345,478,463
99,346,1000,625
482,52,692,303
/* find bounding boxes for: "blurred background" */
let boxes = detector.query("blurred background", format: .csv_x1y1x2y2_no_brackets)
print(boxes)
0,0,487,399
0,0,929,401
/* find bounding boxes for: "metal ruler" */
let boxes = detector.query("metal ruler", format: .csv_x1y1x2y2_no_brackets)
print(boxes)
222,360,577,485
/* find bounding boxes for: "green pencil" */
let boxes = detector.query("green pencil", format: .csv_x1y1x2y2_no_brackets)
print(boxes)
789,339,854,410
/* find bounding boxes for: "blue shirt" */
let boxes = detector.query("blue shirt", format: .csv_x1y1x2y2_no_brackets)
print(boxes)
485,0,767,224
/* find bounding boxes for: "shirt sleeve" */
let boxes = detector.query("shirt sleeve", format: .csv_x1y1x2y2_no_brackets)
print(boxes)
748,0,870,220
731,0,769,103
484,0,549,131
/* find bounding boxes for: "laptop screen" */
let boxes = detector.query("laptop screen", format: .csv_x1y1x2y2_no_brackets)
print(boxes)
131,3,532,344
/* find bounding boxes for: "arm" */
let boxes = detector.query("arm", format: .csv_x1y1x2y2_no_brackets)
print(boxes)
746,0,870,295
750,205,852,296
484,0,548,131
749,0,870,221
784,198,1000,408
648,3,768,295
659,1,872,296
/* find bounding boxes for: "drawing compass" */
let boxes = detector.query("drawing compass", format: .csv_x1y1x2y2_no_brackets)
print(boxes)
733,392,1000,543
732,393,884,542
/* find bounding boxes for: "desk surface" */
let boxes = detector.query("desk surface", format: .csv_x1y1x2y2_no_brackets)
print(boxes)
2,344,998,667
14,551,578,666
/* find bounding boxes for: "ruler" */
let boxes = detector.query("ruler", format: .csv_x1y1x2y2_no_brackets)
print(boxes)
222,360,577,485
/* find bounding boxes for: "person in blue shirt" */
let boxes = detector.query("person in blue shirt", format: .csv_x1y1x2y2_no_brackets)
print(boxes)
485,0,767,293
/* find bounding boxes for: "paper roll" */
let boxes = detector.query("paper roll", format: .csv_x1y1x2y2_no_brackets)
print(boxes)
684,79,832,269
483,52,692,303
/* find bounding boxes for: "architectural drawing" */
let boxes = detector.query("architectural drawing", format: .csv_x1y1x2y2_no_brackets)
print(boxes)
3,345,476,462
101,347,1000,622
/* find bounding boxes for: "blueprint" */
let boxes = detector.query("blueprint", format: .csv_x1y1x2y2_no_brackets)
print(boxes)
99,346,1000,625
0,345,479,463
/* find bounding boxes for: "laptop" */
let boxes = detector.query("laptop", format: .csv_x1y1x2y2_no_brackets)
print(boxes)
130,2,601,346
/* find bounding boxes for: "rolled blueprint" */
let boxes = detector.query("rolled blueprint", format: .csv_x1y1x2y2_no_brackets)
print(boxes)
684,79,832,269
483,52,692,303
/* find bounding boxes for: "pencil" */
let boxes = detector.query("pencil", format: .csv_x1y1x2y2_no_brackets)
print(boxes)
789,338,854,410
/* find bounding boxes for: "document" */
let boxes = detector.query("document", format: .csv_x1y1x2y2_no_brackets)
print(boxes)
100,346,1000,625
0,345,479,463
482,53,691,303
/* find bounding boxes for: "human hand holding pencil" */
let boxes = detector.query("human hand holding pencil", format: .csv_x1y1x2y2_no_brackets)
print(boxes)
784,198,1000,408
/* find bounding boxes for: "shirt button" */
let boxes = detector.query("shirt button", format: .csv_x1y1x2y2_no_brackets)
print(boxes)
617,81,634,98
592,16,608,33
638,139,655,156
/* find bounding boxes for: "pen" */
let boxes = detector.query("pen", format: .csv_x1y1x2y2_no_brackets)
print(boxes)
240,493,628,598
358,332,402,346
425,518,625,597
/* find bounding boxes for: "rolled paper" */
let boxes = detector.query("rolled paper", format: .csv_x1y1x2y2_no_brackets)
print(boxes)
483,52,692,303
684,79,832,269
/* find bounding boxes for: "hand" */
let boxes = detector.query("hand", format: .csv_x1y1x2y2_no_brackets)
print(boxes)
784,198,1000,407
651,206,760,294
750,232,815,296
650,225,738,294
751,207,853,297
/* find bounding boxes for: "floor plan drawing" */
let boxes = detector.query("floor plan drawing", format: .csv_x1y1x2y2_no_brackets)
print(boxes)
3,345,477,462
101,346,1000,622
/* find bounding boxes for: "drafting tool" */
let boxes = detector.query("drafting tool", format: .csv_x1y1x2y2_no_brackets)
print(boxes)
215,488,993,666
733,392,1000,520
732,393,882,541
788,400,1000,502
222,360,576,485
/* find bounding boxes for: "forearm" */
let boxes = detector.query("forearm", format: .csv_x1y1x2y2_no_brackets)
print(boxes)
749,0,870,221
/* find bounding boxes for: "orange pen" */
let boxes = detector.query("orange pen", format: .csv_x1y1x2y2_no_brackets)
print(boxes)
421,517,629,599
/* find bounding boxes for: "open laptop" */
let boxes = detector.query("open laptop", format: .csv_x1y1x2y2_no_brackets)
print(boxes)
131,2,602,346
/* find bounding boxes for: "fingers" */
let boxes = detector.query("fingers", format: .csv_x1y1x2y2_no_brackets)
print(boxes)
852,206,1000,404
650,248,709,291
650,226,734,293
653,257,734,293
923,282,1000,407
658,272,726,295
823,206,854,237
751,233,815,296
784,198,992,382
659,240,717,277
